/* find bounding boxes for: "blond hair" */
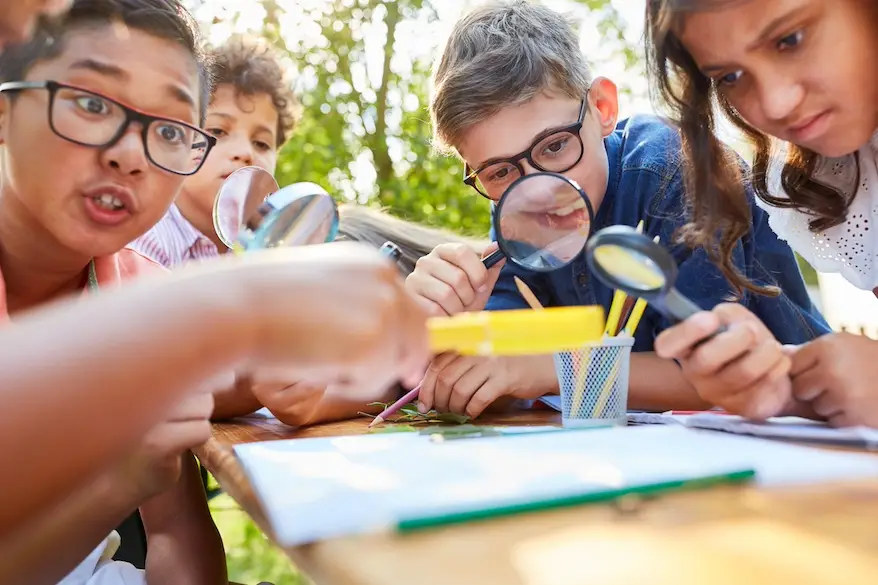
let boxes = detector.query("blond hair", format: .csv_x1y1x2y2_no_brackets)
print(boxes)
337,205,488,275
430,0,592,153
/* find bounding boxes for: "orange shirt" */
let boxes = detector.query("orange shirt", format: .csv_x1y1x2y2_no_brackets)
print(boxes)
0,247,167,316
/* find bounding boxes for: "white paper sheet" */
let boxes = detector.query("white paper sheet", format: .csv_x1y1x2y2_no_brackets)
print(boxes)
685,414,878,448
626,412,878,449
234,425,878,546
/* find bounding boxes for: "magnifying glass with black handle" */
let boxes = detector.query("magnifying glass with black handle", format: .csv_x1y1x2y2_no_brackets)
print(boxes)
481,172,595,271
585,224,727,339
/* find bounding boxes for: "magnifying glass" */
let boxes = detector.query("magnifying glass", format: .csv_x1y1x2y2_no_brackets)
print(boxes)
212,166,339,252
585,225,725,333
481,172,594,271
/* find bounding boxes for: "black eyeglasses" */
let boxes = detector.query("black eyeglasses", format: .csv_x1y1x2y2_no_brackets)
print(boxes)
0,80,216,176
463,99,588,200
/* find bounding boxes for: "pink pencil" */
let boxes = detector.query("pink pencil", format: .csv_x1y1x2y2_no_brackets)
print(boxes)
369,383,422,427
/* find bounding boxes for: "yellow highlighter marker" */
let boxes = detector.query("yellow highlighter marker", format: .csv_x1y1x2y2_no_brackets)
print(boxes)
428,306,605,356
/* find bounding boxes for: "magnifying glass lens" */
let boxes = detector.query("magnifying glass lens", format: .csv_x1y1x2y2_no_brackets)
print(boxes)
592,244,666,292
251,190,339,249
213,167,280,248
495,173,592,271
214,170,340,251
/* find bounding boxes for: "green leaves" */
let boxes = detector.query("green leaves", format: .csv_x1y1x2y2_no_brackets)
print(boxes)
363,402,471,426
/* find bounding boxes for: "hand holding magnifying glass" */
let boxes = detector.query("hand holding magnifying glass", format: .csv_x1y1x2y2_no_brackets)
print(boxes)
404,172,594,316
584,225,727,337
585,226,807,421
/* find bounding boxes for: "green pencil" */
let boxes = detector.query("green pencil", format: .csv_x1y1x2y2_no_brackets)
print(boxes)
396,468,755,532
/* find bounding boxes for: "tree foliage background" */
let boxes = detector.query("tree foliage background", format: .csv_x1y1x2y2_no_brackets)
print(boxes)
184,0,640,238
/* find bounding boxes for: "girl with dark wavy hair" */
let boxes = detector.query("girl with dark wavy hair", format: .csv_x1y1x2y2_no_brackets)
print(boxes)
645,0,878,427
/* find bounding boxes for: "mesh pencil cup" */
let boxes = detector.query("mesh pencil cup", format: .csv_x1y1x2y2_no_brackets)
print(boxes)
553,336,634,428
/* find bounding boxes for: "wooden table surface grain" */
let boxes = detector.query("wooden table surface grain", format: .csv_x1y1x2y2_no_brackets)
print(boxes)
195,411,878,585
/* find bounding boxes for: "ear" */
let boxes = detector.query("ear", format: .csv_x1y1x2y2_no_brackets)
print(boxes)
587,77,619,138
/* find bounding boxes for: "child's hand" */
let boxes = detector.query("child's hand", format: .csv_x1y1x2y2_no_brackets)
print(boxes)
790,333,878,427
114,392,214,502
238,242,430,394
251,380,326,426
654,303,792,420
405,243,506,316
253,378,398,427
417,354,555,418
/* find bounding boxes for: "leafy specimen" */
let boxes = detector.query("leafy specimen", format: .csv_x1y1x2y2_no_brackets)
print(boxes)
361,402,470,427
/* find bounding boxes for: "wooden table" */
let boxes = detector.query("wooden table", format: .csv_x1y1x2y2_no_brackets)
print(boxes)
196,411,878,585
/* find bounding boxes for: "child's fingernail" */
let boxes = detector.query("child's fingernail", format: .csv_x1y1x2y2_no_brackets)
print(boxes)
417,401,428,413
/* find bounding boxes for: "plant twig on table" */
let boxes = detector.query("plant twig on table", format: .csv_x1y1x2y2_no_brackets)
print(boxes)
360,402,470,427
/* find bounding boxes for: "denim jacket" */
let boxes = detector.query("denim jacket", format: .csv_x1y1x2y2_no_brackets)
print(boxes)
486,115,830,351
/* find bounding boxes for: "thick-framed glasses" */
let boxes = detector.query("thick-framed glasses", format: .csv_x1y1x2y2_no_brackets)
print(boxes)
463,99,588,200
0,80,216,176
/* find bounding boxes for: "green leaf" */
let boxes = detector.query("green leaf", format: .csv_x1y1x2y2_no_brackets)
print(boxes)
431,412,470,424
368,424,418,433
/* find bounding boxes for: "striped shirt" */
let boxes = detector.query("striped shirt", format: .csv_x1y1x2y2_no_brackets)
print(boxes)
129,203,220,269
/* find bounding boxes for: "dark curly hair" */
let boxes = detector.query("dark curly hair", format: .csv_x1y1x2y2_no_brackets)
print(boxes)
208,36,300,148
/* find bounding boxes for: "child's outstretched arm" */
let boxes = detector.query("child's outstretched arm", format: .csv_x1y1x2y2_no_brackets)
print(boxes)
628,352,711,411
0,272,245,538
0,243,430,539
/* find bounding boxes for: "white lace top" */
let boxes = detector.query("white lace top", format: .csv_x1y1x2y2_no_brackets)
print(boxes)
757,134,878,291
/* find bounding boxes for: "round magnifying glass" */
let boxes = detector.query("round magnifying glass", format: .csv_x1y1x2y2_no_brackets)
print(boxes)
212,166,339,252
482,172,595,271
585,225,725,332
212,166,279,250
